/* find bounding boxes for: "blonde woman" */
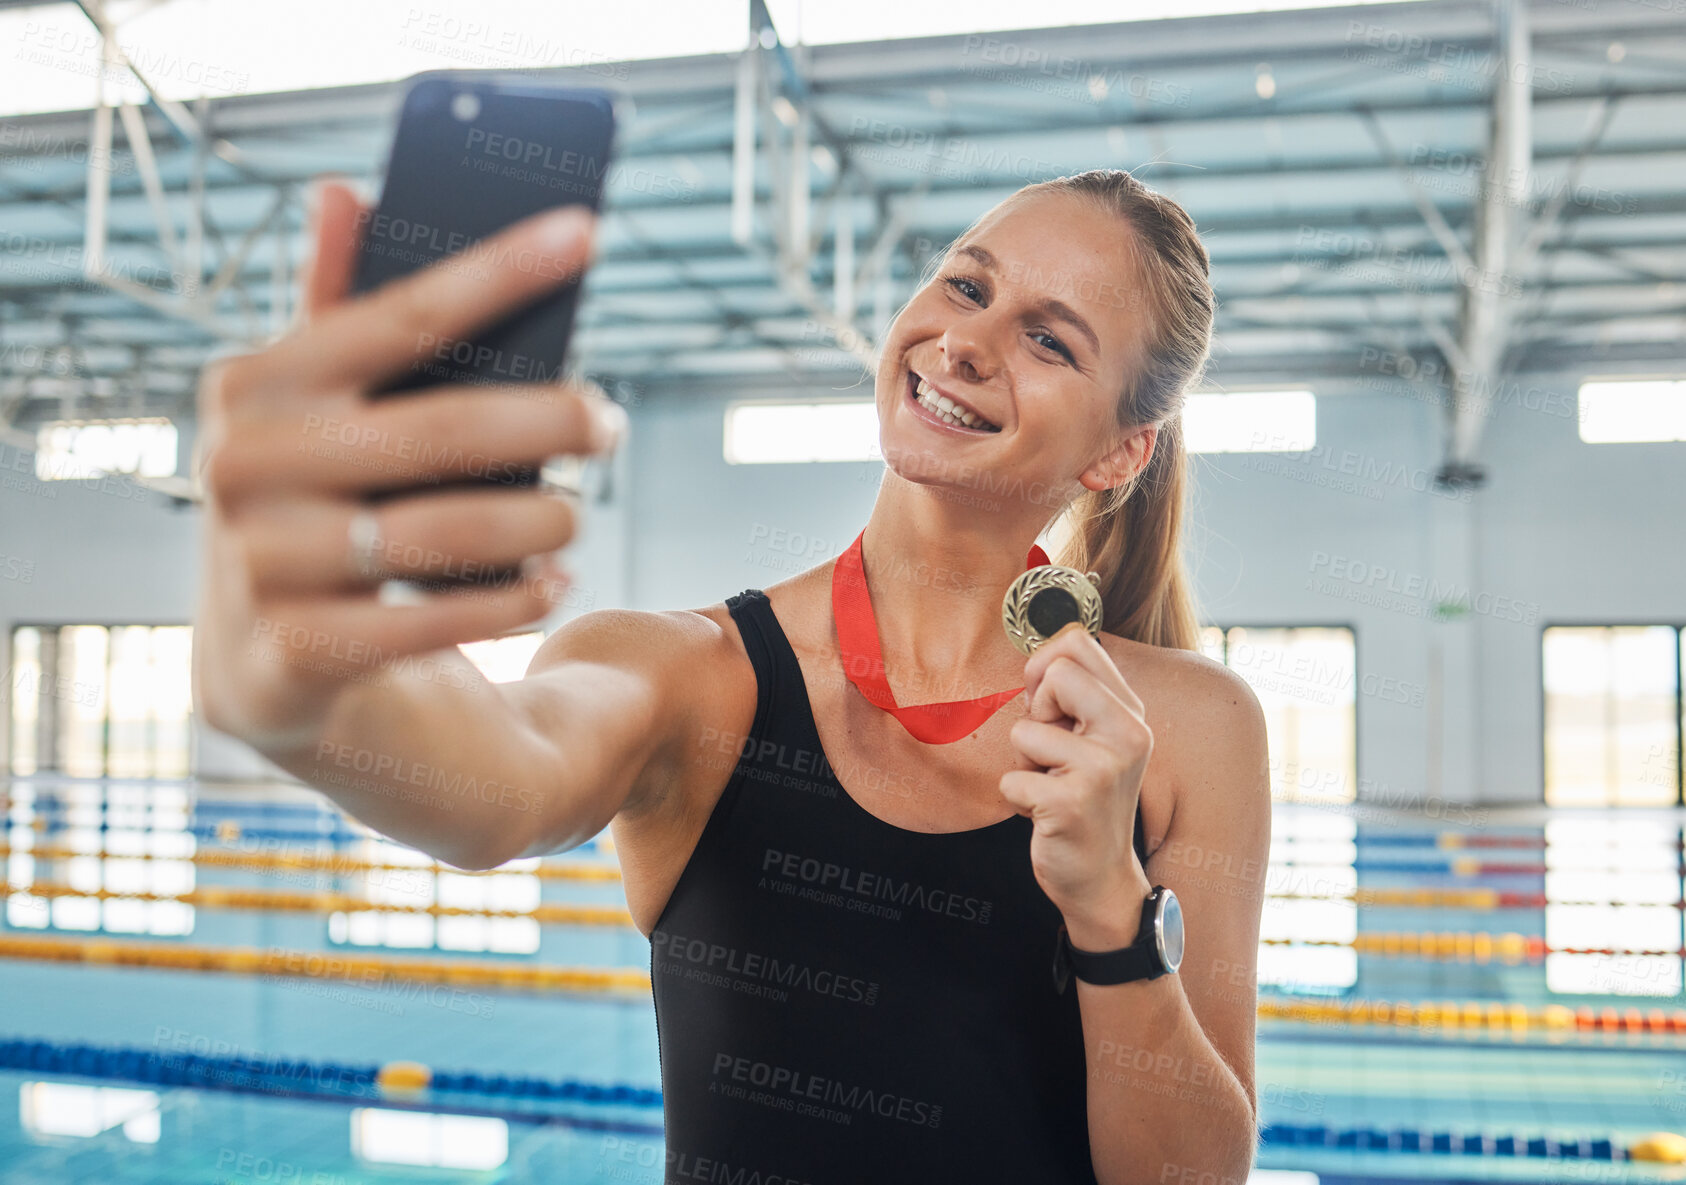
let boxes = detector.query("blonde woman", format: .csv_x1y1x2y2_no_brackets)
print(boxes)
195,167,1269,1184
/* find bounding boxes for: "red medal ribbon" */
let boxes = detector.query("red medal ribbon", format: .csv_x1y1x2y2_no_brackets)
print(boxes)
831,528,1051,745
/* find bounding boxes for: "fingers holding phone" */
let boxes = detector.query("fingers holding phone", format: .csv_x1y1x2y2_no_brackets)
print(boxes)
298,178,368,326
192,75,623,747
196,202,624,694
343,77,619,588
291,203,597,397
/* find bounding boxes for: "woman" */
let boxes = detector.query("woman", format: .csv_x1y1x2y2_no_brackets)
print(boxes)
195,168,1270,1185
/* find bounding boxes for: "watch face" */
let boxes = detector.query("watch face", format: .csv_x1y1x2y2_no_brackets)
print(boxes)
1156,890,1184,972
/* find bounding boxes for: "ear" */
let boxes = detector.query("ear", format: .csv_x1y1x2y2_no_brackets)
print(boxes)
1080,423,1157,492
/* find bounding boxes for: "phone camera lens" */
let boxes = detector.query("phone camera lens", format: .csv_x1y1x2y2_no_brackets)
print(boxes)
450,92,481,122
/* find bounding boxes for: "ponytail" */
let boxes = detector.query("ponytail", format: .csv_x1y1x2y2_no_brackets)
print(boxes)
1025,169,1217,652
1053,412,1201,650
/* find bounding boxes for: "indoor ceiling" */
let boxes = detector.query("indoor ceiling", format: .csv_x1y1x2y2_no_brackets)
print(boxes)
1,0,1683,435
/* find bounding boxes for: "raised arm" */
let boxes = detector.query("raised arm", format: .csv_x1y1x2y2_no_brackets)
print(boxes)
265,605,712,870
1080,658,1271,1185
192,178,650,870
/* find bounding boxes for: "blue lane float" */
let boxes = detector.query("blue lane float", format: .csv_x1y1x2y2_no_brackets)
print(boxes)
9,795,334,818
6,1036,1681,1161
1261,1124,1622,1160
0,1036,660,1113
10,815,608,855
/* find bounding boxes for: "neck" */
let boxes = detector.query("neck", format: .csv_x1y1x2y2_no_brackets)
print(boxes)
854,472,1059,700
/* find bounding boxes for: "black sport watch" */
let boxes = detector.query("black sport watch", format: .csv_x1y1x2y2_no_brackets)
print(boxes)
1052,886,1183,994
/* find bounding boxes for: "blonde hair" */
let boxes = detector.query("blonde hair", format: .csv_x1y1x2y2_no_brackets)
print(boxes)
943,169,1215,651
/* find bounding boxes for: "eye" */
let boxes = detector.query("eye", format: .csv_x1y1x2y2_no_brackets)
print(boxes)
942,274,1075,366
943,275,983,302
1031,330,1074,362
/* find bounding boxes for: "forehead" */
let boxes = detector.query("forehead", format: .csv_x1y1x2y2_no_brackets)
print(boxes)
952,191,1149,372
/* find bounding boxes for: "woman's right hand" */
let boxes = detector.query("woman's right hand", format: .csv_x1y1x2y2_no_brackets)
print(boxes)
192,178,626,756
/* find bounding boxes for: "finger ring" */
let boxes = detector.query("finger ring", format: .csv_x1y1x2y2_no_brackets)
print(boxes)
347,507,382,579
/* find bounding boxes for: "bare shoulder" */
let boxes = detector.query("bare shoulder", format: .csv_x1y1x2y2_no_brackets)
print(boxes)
524,601,757,737
526,604,737,674
1098,633,1261,723
515,602,759,818
1097,633,1269,808
1097,631,1231,693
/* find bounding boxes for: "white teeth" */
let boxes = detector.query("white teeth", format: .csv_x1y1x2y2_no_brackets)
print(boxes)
910,374,999,432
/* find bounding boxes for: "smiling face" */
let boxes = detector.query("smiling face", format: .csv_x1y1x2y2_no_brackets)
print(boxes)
874,188,1159,512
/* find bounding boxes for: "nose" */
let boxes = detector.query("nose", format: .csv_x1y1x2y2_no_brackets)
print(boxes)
939,304,1006,384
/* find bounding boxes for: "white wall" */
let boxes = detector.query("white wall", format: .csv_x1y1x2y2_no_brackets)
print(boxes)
2,375,1681,806
623,374,1684,809
0,418,632,780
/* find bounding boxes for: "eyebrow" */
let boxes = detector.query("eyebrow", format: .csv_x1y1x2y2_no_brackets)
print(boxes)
955,243,1103,357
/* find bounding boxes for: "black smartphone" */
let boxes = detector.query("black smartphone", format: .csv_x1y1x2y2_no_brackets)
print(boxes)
347,70,618,590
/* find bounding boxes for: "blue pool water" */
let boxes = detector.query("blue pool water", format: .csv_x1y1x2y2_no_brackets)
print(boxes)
3,777,1685,1184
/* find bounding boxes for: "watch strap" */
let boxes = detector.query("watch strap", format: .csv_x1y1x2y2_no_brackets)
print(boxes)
1067,926,1167,984
1051,889,1170,993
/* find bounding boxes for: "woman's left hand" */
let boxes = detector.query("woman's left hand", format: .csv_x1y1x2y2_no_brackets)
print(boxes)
999,623,1154,944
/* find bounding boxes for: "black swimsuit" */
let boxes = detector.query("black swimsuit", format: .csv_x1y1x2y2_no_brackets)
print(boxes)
649,589,1148,1183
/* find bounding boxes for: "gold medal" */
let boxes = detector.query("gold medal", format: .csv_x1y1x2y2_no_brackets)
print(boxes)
1001,564,1104,656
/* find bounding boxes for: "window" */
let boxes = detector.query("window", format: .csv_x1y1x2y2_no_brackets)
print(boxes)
1543,625,1682,806
8,625,193,778
328,837,540,955
1538,628,1683,996
351,1109,507,1169
457,631,546,683
19,1083,160,1143
35,418,178,480
1544,818,1684,997
1577,379,1686,443
1201,625,1357,804
5,781,195,936
1202,625,1358,993
1184,390,1316,453
1260,812,1357,992
724,399,881,464
720,389,1316,465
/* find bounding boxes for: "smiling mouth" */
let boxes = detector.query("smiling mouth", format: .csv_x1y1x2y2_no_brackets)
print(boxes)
906,371,1001,433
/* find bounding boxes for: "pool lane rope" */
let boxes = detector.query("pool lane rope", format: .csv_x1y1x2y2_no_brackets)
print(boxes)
1262,1124,1686,1163
0,934,652,996
6,882,1681,962
1268,887,1686,909
1,1036,1681,1163
0,843,622,882
1257,995,1686,1034
0,1037,662,1137
5,879,633,926
5,935,1686,1038
27,822,1613,876
0,1037,659,1105
19,847,1686,911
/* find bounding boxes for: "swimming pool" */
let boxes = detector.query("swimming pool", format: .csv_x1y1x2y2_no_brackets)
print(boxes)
3,777,1684,1184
